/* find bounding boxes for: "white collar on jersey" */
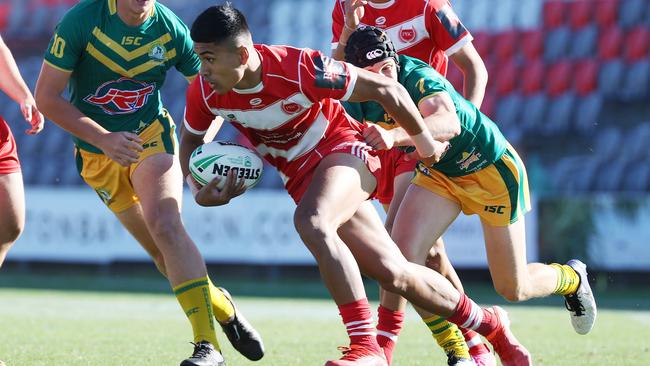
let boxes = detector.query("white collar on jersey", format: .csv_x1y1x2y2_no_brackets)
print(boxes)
233,82,264,94
367,0,396,9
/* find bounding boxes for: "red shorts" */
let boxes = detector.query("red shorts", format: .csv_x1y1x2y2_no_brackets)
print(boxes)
286,129,381,204
374,148,418,205
0,117,21,174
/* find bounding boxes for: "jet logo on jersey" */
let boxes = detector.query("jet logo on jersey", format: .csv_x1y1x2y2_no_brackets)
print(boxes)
84,77,155,115
398,26,417,43
281,101,304,114
375,16,386,26
436,4,467,40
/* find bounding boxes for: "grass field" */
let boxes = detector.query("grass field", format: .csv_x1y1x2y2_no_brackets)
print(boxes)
0,270,646,366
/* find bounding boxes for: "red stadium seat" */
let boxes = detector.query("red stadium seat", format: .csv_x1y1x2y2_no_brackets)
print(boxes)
546,61,573,96
595,0,619,27
471,31,491,60
543,0,567,28
520,61,545,96
493,30,519,64
598,26,624,60
495,61,519,96
0,2,10,32
574,60,599,96
569,0,594,29
624,26,650,62
479,90,496,118
520,29,544,61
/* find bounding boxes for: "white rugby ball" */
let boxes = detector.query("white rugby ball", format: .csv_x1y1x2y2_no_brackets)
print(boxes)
189,141,263,190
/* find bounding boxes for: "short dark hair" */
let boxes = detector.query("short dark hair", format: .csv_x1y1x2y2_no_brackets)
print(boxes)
190,3,250,44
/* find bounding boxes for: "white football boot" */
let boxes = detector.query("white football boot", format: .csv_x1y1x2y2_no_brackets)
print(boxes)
564,259,597,335
180,341,226,366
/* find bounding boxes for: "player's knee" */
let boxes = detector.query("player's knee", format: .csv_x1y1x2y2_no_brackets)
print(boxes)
146,213,183,242
495,283,528,302
376,263,412,295
0,221,23,245
294,207,330,238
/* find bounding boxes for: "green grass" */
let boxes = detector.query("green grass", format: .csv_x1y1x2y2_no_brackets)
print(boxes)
0,272,647,365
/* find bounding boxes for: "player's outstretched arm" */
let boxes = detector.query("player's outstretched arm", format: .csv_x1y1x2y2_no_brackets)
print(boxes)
347,67,448,166
0,35,44,134
418,92,461,141
35,63,143,166
449,43,488,108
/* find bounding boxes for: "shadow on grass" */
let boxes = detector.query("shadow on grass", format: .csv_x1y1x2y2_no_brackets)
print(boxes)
1,263,649,311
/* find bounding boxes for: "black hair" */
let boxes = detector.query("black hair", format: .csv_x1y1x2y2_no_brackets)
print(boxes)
190,2,250,44
344,26,399,69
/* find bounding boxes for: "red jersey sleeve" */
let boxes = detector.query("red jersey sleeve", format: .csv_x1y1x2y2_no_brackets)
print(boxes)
426,0,472,56
298,49,358,102
331,1,345,50
184,77,215,135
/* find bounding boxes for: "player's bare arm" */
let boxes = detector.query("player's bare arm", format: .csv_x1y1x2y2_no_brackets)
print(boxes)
449,43,488,108
35,64,143,167
0,35,44,134
348,67,448,165
418,92,461,141
332,0,367,60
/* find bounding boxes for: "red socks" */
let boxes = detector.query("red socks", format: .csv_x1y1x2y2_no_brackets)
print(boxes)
338,298,382,353
376,305,404,364
446,294,500,337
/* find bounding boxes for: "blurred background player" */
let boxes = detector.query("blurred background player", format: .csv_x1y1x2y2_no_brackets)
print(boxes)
181,4,531,366
33,1,263,365
0,33,44,268
345,26,597,365
332,1,492,363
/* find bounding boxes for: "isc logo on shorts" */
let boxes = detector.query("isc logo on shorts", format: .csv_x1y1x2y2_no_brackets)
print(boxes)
84,77,156,115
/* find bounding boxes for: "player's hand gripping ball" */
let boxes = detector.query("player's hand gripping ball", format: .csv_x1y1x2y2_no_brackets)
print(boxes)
189,141,263,190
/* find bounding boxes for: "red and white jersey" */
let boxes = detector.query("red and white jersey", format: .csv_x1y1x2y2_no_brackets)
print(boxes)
331,0,472,75
184,44,362,188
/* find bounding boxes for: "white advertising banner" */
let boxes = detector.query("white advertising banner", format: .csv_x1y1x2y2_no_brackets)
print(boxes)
9,188,537,267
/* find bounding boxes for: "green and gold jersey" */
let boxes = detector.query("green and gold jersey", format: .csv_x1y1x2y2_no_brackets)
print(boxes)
44,0,200,152
344,55,507,177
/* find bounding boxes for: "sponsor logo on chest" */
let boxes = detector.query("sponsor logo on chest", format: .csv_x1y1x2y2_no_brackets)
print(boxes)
84,77,156,115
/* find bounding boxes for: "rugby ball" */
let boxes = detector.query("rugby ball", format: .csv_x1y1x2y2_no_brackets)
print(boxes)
189,141,263,190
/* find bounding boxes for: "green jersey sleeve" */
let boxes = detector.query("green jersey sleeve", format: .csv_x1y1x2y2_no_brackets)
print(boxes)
43,7,87,72
172,17,200,77
399,57,451,107
342,101,364,122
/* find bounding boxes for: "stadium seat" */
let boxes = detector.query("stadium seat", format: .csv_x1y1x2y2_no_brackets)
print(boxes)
515,0,543,29
543,93,575,136
495,95,523,130
594,127,623,162
492,0,517,31
520,94,548,134
548,155,598,192
573,93,603,134
520,60,545,95
574,59,599,96
624,26,650,62
594,156,628,190
446,63,464,92
495,61,519,96
494,30,519,64
546,61,573,96
570,25,598,60
598,60,625,97
544,26,571,63
520,29,544,61
479,91,496,118
621,60,650,101
595,0,619,27
622,161,650,191
618,0,647,29
598,26,624,60
569,0,594,29
543,0,566,28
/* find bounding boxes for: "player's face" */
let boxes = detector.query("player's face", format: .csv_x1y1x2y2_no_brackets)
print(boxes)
364,58,398,80
123,0,155,15
195,42,246,95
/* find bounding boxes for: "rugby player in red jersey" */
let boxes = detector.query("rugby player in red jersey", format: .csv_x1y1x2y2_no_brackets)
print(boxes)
181,5,530,366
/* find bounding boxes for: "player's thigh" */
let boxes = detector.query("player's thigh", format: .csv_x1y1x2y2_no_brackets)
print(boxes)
482,216,529,289
391,184,461,261
383,172,414,234
0,172,25,238
338,200,409,282
131,152,183,220
296,153,376,228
